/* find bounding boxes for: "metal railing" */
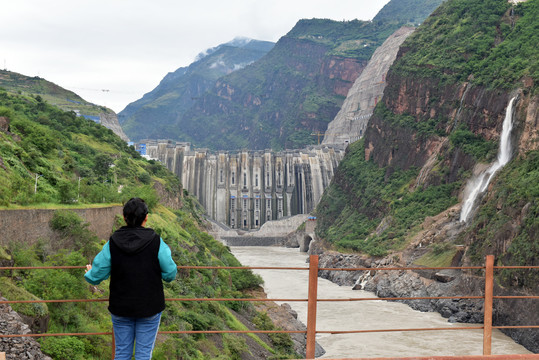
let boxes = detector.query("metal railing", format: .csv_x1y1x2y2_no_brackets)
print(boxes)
0,254,538,359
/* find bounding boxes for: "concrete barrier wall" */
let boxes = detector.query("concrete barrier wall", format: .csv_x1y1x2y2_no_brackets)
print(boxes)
0,206,123,247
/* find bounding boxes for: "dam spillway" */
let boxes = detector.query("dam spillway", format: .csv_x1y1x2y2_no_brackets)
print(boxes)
140,140,345,229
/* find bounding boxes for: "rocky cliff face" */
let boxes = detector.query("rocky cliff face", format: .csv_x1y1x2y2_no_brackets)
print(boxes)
323,26,416,146
100,112,129,141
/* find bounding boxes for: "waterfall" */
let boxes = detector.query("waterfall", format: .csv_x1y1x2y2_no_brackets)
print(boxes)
459,97,517,222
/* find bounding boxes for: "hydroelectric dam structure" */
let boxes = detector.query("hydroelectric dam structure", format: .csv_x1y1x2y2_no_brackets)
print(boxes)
139,140,345,230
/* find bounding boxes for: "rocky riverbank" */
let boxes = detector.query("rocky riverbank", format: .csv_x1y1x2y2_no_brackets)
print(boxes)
0,298,51,360
247,288,325,358
308,241,538,353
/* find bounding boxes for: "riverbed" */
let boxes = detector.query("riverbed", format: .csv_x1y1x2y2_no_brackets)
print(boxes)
230,246,531,358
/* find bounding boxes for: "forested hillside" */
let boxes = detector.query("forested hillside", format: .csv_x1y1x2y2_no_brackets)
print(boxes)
0,90,299,359
118,38,275,142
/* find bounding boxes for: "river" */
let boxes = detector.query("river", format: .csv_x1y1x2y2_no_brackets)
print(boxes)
230,246,531,358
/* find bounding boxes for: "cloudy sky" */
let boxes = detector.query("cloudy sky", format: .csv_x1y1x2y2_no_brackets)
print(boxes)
2,0,390,113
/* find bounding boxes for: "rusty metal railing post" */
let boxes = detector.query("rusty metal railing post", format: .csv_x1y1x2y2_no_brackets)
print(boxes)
306,255,319,359
483,254,494,355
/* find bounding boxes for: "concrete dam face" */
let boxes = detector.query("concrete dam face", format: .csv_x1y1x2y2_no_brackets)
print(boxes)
142,141,345,230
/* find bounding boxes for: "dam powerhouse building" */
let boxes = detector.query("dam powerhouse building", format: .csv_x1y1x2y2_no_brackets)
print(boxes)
136,140,345,230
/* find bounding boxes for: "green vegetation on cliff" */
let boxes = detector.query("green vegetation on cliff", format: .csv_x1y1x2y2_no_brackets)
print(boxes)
463,150,539,288
373,0,446,25
392,0,538,90
285,18,400,60
0,70,113,116
0,90,178,207
316,140,459,256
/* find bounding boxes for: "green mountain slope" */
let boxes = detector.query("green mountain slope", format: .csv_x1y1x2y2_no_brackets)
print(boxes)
0,90,298,359
118,38,275,141
0,70,108,116
0,69,129,141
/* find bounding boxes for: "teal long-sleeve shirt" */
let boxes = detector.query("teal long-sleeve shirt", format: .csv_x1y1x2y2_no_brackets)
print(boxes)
84,238,177,285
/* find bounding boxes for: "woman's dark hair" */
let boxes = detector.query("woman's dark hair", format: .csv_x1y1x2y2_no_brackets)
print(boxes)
123,197,149,227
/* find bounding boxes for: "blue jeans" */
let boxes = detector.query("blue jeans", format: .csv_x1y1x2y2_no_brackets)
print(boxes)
111,312,162,360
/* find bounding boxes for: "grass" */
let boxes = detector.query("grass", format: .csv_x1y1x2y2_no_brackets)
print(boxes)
72,133,120,155
223,308,275,354
0,202,121,210
414,246,458,267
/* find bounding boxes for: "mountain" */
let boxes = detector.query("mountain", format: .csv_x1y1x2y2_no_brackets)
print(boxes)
118,38,275,140
314,0,538,350
0,70,129,141
120,0,445,150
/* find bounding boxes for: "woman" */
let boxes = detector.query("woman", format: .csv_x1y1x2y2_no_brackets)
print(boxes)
85,197,177,359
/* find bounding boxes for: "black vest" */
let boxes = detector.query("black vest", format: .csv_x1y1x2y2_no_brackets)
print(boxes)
108,229,165,317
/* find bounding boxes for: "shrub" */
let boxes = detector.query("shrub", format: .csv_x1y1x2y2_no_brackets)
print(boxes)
40,336,87,360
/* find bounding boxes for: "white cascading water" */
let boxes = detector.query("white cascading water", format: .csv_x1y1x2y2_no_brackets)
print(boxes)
460,96,517,222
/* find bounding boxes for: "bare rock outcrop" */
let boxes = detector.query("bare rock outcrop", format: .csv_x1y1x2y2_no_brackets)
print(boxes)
0,298,52,360
323,26,415,146
100,112,129,142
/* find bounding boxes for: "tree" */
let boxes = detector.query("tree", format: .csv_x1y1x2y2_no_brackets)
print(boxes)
94,154,113,178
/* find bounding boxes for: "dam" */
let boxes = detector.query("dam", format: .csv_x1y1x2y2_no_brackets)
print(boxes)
130,28,419,231
138,140,345,229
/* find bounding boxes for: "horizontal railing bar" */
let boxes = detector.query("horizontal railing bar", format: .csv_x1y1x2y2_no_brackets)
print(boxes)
317,326,485,334
0,298,308,304
0,266,85,270
4,295,539,305
159,330,307,334
493,325,539,329
318,266,485,271
0,332,112,338
306,355,539,360
0,265,309,271
165,298,308,302
316,296,485,301
0,330,306,339
0,299,109,304
177,266,309,270
6,294,539,305
2,265,538,271
493,296,539,299
4,325,539,339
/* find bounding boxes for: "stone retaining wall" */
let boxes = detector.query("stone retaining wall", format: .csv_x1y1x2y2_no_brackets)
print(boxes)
0,206,122,247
